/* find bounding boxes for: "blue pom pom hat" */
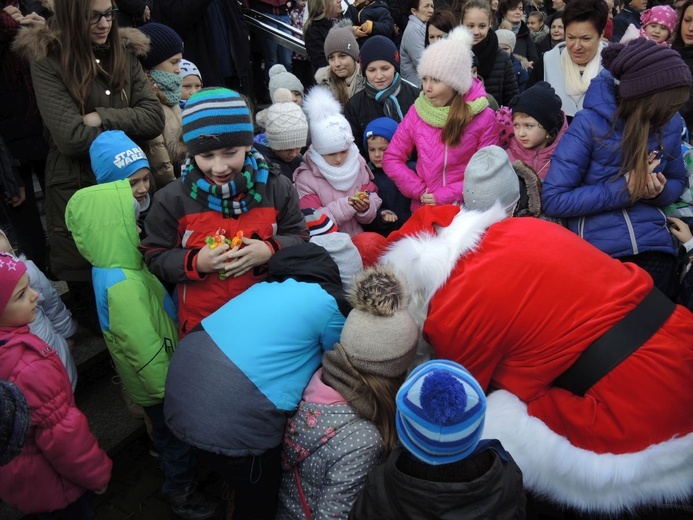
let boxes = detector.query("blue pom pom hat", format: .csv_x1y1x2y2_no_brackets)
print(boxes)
396,359,487,465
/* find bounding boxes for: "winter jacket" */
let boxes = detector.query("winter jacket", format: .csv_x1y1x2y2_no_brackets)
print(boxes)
509,53,529,93
0,325,112,513
315,65,366,107
153,0,250,92
675,44,693,137
65,180,179,406
294,147,382,237
115,0,151,27
543,70,685,258
505,110,569,180
382,79,499,212
164,244,349,457
350,443,526,520
382,205,693,513
277,370,384,519
23,258,78,392
346,0,395,42
141,161,309,336
362,164,411,235
306,18,335,72
142,102,185,187
13,24,165,282
531,24,549,45
344,80,419,157
481,49,519,106
542,41,608,117
400,15,426,87
254,141,303,180
612,7,641,42
510,21,539,65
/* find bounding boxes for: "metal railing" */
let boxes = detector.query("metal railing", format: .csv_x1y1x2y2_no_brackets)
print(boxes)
243,9,308,56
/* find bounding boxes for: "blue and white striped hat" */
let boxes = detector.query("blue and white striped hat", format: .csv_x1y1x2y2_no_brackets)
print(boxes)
396,360,486,465
182,87,254,156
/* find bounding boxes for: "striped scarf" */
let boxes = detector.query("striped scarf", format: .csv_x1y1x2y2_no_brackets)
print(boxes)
182,148,269,217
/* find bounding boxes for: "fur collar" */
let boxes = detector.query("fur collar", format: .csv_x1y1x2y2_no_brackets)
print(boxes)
12,23,150,62
512,160,543,217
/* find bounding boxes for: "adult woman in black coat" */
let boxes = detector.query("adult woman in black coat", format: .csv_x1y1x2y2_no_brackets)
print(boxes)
497,0,539,65
673,0,693,138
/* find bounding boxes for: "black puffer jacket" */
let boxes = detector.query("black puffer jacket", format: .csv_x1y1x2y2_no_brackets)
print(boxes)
482,49,519,106
513,21,539,66
350,443,526,520
306,17,334,73
344,80,419,157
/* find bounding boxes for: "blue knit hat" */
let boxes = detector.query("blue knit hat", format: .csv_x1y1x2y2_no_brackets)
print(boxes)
90,130,150,184
182,87,254,156
396,360,487,465
363,117,398,150
138,23,184,70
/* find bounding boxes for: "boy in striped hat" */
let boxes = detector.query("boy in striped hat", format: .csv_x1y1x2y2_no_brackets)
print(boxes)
140,88,309,336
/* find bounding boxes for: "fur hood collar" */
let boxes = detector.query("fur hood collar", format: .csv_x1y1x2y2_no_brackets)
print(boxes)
512,160,543,218
12,23,150,62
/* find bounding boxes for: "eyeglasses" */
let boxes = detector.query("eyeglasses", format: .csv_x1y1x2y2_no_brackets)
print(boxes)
90,8,119,24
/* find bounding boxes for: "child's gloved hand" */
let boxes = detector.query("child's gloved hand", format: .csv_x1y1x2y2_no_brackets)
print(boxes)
223,237,272,277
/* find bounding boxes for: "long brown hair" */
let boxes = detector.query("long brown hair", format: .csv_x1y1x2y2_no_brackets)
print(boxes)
53,0,128,113
349,370,405,454
442,92,473,146
615,86,690,202
304,0,330,37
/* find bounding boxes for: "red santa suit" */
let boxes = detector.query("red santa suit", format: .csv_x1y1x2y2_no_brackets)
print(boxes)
381,204,693,514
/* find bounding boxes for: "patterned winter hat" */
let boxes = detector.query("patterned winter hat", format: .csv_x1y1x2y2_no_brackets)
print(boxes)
397,359,487,465
464,145,520,214
418,26,474,95
90,130,150,183
0,380,31,467
179,59,202,81
301,208,339,236
324,25,359,61
268,64,304,102
138,23,184,70
0,252,27,316
601,38,692,99
255,88,308,151
639,5,677,41
182,88,254,155
303,86,354,155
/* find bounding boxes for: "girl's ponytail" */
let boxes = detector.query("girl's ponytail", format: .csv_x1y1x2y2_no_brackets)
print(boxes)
442,93,473,147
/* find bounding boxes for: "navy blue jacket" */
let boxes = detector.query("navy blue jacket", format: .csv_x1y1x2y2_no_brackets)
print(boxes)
542,70,685,258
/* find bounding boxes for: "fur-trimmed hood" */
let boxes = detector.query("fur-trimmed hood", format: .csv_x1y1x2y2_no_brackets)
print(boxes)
512,160,543,218
12,22,150,63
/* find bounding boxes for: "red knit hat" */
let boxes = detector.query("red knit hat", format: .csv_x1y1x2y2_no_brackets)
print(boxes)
601,38,692,99
0,252,27,316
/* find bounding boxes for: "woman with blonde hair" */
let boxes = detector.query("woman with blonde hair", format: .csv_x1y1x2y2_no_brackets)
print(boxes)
277,266,418,519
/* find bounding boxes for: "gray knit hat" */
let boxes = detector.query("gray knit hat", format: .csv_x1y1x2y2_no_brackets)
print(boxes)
495,29,517,52
310,232,363,289
464,146,520,213
255,88,308,151
268,64,304,102
324,26,359,62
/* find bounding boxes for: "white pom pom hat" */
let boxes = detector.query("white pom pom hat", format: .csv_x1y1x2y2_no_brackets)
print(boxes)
303,86,355,155
417,26,475,96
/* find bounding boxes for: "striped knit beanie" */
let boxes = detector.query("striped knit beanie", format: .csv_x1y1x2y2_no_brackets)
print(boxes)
396,360,486,465
182,88,254,156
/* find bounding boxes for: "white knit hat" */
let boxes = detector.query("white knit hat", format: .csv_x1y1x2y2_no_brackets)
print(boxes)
495,29,517,52
256,88,308,150
268,64,304,102
303,86,354,155
418,26,474,95
463,145,520,213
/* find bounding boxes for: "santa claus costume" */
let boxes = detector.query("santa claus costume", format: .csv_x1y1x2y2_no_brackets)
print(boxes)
381,204,693,515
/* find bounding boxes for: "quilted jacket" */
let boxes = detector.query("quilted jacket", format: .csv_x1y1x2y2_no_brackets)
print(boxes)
542,70,685,258
12,24,164,281
382,78,499,213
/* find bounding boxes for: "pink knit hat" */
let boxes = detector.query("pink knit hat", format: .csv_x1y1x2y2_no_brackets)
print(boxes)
639,5,677,44
417,26,474,95
0,252,27,316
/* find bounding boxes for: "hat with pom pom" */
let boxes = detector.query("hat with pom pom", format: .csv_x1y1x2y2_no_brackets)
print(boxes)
601,38,691,99
256,88,308,150
397,359,487,465
418,26,474,95
268,64,304,102
303,86,354,154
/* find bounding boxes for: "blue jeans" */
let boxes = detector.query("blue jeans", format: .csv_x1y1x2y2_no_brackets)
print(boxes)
261,13,294,81
144,403,198,494
37,492,93,520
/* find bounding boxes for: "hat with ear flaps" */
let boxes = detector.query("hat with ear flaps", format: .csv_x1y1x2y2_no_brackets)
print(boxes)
417,26,474,95
601,38,692,99
322,265,419,416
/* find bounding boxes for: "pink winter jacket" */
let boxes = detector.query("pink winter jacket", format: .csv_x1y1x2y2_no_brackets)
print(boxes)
0,326,112,514
293,146,382,238
505,112,569,180
382,78,499,212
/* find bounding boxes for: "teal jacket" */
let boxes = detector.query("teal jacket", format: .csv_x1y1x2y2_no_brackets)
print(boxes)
66,180,178,406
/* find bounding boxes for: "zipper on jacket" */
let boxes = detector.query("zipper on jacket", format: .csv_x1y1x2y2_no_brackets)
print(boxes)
578,216,585,238
442,146,449,186
622,208,638,255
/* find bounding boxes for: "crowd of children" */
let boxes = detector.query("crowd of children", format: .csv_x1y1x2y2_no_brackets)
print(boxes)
2,0,693,518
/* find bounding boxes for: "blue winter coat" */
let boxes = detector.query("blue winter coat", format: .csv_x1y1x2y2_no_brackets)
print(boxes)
542,70,685,258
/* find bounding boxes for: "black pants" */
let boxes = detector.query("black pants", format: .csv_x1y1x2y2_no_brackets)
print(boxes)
619,251,679,301
197,444,282,520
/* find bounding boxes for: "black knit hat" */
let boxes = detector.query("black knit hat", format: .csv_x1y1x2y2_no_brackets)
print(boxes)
138,23,184,70
0,380,31,467
182,87,254,155
509,81,562,135
359,35,400,72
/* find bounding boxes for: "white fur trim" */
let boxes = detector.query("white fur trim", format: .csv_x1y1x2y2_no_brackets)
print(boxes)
483,390,693,513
